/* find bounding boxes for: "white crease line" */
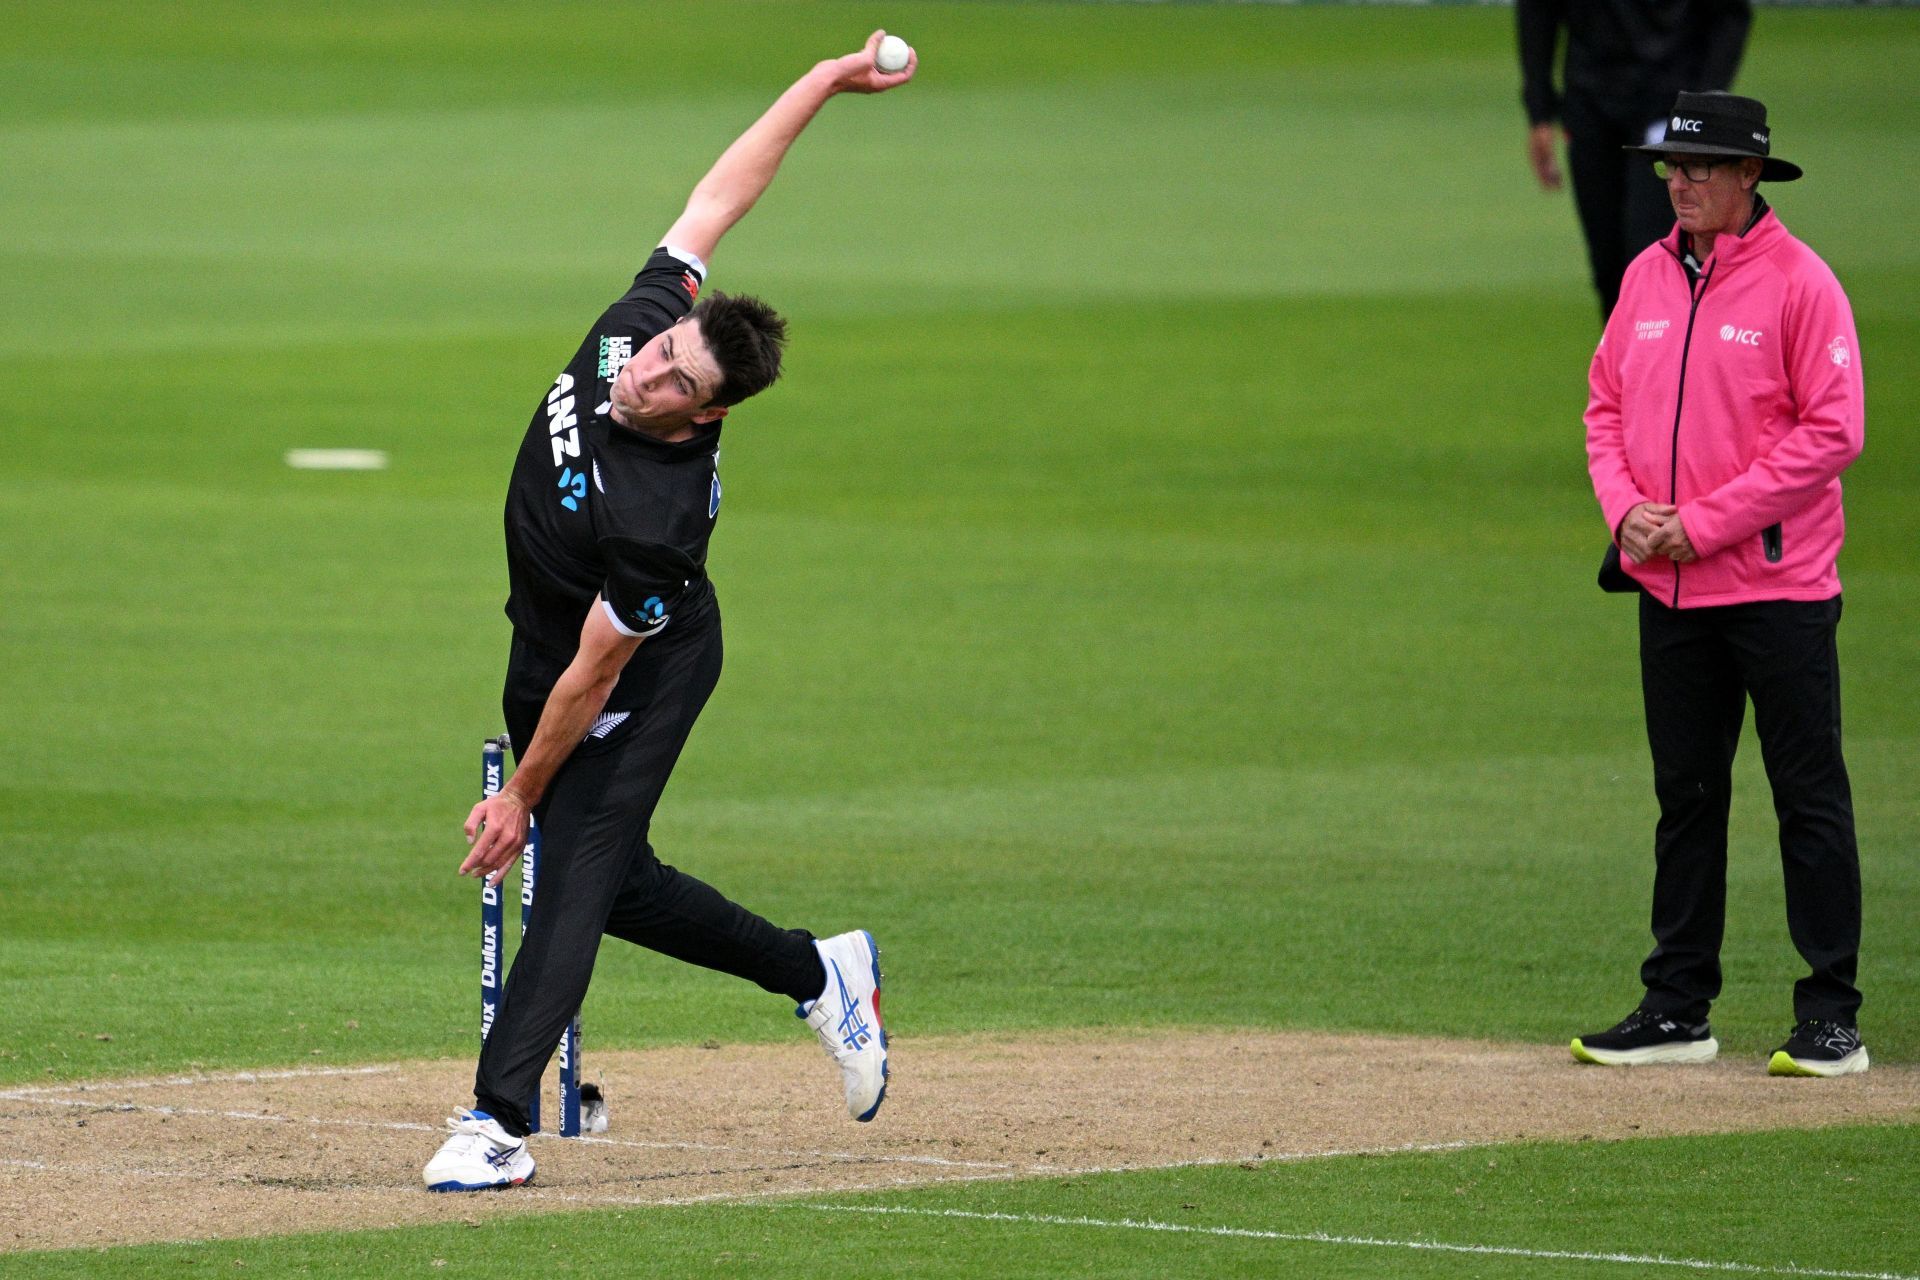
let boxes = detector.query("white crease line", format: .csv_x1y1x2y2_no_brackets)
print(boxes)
537,1141,1488,1210
554,1129,1009,1169
0,1064,396,1100
537,1165,1036,1209
559,1130,1014,1171
525,1171,1007,1211
787,1206,1920,1280
4,1096,1012,1172
540,1136,1474,1184
624,1138,1490,1207
1025,1138,1482,1176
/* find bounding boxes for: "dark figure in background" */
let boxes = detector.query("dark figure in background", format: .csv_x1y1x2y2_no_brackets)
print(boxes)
1518,0,1752,320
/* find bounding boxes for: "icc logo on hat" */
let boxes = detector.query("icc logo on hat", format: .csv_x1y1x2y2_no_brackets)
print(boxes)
1632,92,1803,183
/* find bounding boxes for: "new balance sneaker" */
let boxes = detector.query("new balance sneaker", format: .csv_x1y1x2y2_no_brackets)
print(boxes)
1768,1020,1869,1078
1571,1008,1718,1066
422,1109,535,1192
798,930,888,1122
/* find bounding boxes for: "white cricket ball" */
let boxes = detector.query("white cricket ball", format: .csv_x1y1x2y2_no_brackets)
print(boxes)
875,34,911,74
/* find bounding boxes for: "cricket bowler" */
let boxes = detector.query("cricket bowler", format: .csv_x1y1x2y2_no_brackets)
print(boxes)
425,32,914,1192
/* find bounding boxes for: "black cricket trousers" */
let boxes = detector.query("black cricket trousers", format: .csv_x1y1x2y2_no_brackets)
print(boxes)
1636,593,1862,1026
474,624,824,1136
1566,114,1674,321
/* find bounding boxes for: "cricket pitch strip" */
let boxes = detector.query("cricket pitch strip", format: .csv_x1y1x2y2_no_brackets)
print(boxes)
3,1028,1916,1253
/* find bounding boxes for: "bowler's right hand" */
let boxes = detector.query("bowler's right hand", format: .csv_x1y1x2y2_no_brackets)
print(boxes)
823,30,917,96
461,792,530,886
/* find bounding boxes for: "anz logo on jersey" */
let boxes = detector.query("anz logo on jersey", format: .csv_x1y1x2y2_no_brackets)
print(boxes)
546,373,585,510
708,451,721,519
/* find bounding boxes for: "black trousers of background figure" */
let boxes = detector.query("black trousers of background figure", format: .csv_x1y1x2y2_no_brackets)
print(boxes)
1566,117,1675,320
1636,593,1862,1027
474,625,824,1137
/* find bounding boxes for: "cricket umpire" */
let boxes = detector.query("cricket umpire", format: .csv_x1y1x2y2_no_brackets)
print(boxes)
1577,92,1868,1077
423,33,914,1192
1519,0,1751,319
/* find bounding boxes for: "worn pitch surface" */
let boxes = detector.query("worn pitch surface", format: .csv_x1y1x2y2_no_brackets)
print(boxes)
3,1028,1915,1253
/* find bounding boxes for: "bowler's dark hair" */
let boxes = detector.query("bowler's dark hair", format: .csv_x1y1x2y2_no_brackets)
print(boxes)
689,291,787,407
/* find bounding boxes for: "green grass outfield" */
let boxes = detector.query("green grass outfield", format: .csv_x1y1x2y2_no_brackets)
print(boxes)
3,1,1917,1274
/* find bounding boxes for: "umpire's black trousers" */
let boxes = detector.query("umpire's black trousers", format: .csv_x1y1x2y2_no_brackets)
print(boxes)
1636,593,1862,1026
474,624,824,1137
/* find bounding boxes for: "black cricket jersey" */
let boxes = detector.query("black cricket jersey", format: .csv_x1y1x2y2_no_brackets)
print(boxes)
1518,0,1750,130
501,246,724,705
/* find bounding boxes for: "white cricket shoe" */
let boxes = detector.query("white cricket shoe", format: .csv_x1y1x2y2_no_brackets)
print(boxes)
799,930,888,1122
423,1109,535,1192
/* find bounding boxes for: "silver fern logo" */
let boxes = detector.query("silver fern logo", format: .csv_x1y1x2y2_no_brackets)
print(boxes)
586,712,630,741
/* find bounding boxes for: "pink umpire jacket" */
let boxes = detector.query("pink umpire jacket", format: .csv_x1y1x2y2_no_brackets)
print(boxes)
1585,208,1865,608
